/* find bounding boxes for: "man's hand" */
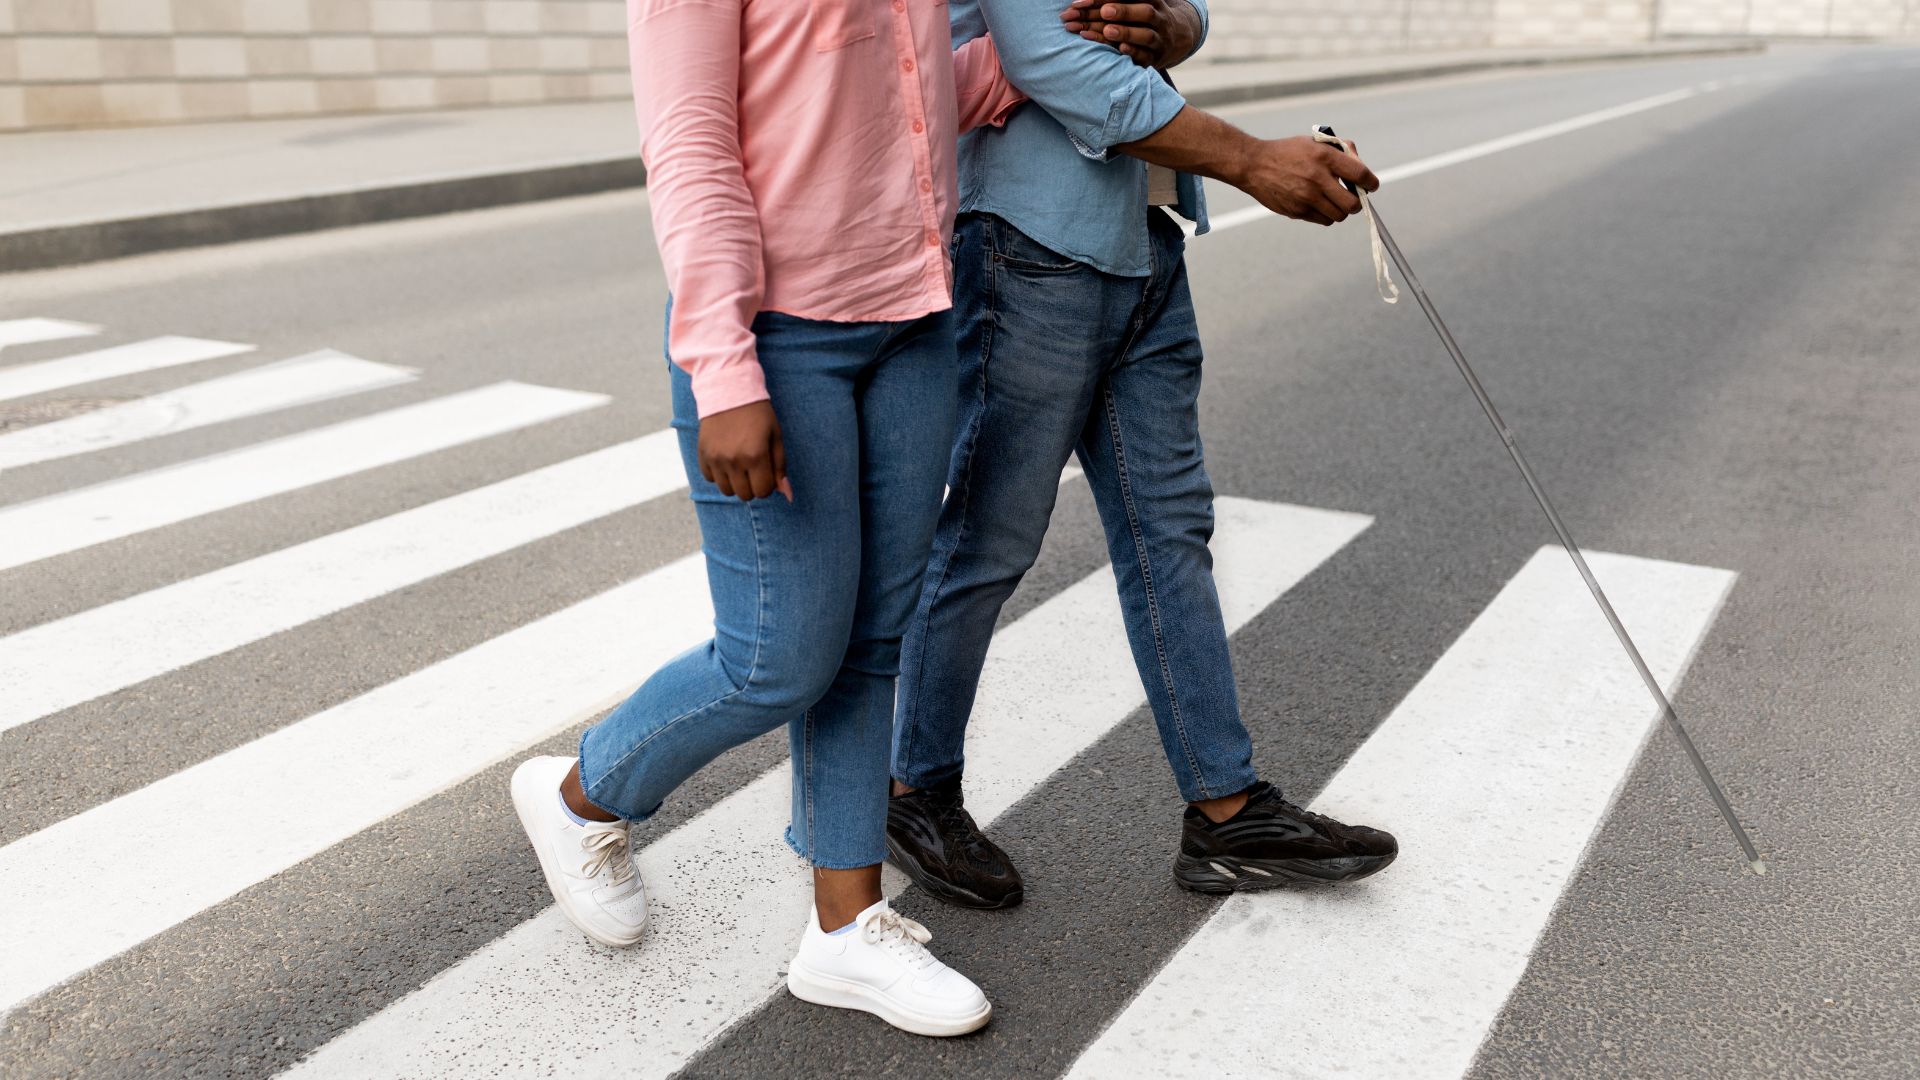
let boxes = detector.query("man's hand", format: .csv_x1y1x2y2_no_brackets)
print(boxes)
697,400,791,502
1232,136,1378,226
1060,1,1200,69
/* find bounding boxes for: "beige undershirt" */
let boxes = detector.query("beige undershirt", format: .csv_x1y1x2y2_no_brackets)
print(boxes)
1147,163,1178,206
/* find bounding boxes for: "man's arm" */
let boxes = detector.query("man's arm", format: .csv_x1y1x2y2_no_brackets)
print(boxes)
1116,107,1379,226
1049,1,1376,226
975,0,1190,155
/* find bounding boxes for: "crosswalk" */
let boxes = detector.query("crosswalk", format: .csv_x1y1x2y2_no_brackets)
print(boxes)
0,350,416,471
0,335,251,403
0,315,1737,1078
0,317,99,352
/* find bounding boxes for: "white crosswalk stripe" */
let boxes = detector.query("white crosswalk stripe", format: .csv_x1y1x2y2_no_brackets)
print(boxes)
0,335,253,403
0,318,100,352
0,350,412,470
0,555,713,1014
0,380,608,572
0,430,687,732
1067,549,1736,1080
279,497,1368,1079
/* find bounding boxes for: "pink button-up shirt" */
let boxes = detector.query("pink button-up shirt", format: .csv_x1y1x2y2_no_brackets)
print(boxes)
629,0,1025,417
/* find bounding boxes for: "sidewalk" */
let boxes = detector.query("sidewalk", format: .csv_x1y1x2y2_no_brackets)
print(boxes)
0,39,1759,274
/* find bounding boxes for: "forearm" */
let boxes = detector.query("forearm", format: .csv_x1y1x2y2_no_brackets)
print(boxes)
1113,105,1257,185
1117,107,1379,227
952,34,1028,133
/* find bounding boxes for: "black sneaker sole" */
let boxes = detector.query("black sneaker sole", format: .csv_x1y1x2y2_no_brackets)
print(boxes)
885,835,1025,911
1172,849,1396,894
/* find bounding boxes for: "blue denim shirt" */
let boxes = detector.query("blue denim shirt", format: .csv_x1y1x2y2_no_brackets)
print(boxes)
951,0,1210,278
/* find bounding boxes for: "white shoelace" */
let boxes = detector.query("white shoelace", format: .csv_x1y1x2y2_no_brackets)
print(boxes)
860,907,938,973
1310,128,1400,306
578,826,635,885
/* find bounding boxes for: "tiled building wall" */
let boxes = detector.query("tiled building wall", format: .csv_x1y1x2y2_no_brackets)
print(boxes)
3,1,1914,131
1198,0,1498,61
1487,0,1658,46
1198,0,1912,62
1656,0,1751,33
1662,0,1916,35
0,0,631,131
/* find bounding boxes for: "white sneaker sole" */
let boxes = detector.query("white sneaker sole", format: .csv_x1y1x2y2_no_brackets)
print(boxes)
510,763,645,950
786,960,991,1037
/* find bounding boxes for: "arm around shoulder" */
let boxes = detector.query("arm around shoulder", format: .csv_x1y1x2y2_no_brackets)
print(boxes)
975,0,1187,153
952,34,1028,133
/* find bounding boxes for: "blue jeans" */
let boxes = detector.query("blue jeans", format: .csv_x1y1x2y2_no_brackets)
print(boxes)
580,307,958,869
892,211,1258,804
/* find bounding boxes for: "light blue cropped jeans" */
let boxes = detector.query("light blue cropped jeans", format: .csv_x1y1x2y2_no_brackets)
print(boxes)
579,306,958,869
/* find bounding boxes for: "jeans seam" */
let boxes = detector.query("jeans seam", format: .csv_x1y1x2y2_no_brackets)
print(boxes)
586,497,771,810
893,232,995,786
801,704,817,857
1108,229,1212,800
1101,385,1209,799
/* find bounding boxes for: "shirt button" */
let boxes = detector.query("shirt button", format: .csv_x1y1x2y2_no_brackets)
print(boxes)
911,119,924,133
926,231,940,246
901,59,914,73
919,178,932,192
893,1,904,9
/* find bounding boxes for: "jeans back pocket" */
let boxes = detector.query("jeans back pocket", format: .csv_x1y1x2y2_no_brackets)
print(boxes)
990,216,1083,273
810,0,876,50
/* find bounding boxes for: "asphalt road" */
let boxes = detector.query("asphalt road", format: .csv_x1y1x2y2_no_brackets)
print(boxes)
2,43,1917,1080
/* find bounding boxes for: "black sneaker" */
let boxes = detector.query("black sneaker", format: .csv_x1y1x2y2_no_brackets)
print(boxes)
1173,781,1397,894
885,782,1025,910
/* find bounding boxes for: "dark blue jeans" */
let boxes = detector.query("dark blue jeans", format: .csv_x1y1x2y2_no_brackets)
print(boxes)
582,307,957,869
892,210,1258,803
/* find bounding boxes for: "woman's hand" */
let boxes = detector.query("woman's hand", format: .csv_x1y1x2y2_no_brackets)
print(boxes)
1060,0,1200,69
697,400,792,502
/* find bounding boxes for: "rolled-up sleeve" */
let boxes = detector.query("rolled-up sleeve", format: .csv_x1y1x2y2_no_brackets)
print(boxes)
974,0,1186,156
629,0,768,418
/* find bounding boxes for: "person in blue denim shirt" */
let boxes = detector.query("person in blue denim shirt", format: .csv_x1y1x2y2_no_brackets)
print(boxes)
886,0,1403,906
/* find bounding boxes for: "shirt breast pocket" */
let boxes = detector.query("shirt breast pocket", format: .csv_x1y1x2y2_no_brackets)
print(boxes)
810,0,876,50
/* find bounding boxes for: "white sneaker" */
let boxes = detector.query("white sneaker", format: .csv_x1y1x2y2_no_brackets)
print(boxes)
510,755,647,948
787,900,991,1036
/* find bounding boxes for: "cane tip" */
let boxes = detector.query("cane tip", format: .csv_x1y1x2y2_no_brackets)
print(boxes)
1748,858,1769,876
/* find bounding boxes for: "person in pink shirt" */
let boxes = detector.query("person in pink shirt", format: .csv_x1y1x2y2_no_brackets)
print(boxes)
509,0,1025,1037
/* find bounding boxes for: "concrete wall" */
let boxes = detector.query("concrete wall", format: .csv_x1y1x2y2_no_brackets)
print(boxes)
1661,0,1915,36
1488,0,1657,45
1198,1,1498,61
2,0,1915,132
0,0,630,131
1201,0,1915,60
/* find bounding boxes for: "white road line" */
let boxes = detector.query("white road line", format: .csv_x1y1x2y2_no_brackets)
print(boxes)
0,381,607,573
0,335,253,403
0,350,414,471
1200,86,1703,234
0,318,101,353
284,497,1371,1079
0,555,714,1016
1067,547,1736,1080
0,431,687,733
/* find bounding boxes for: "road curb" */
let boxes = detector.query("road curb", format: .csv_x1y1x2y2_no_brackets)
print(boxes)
1177,40,1765,106
0,156,649,275
0,41,1761,274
